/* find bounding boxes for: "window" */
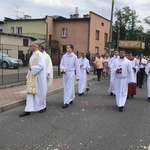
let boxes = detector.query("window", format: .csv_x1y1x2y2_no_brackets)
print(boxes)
11,27,14,33
23,39,29,47
16,27,22,34
62,45,67,54
104,33,108,42
0,29,2,33
62,28,67,37
95,30,99,40
101,22,104,26
95,47,99,54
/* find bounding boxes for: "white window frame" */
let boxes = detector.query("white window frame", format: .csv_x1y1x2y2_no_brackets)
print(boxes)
62,28,67,38
16,27,22,34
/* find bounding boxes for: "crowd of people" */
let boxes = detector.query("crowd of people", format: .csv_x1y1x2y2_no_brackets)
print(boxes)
19,42,150,117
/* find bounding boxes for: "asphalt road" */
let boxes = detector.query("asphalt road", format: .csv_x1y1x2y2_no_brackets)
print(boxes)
0,79,150,150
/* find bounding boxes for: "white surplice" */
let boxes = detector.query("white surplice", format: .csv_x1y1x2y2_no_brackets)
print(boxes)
108,55,119,94
145,63,150,97
42,51,53,108
112,57,134,107
43,51,53,87
78,57,90,94
60,52,80,105
25,50,47,112
128,57,139,83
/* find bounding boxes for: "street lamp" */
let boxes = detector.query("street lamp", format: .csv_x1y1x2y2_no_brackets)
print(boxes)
108,0,115,54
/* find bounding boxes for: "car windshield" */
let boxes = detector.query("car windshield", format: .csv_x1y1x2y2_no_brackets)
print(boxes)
0,52,10,57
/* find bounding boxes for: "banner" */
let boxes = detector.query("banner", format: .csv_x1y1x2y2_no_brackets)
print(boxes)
119,40,145,49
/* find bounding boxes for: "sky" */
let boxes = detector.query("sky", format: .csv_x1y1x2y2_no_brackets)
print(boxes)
0,0,150,31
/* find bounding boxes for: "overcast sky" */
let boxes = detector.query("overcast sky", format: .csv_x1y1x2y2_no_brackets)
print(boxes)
0,0,150,31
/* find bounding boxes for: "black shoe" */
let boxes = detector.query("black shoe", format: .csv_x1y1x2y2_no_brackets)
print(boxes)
69,101,73,104
19,112,30,117
127,96,129,99
139,86,143,89
78,93,84,96
62,104,69,108
39,107,47,113
110,92,113,96
118,106,123,112
148,97,150,101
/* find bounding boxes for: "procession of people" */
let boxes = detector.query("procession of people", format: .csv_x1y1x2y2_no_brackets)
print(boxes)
19,42,150,117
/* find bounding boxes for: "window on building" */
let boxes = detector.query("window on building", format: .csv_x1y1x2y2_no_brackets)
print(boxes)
0,29,3,33
23,39,29,47
62,45,67,54
95,47,99,54
95,30,99,40
11,27,14,33
62,28,67,38
104,33,108,42
16,27,22,34
101,22,104,26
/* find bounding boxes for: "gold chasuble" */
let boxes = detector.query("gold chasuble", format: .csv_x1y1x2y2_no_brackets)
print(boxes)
27,52,39,94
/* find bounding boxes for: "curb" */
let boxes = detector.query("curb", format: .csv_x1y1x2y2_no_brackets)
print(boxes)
0,77,96,113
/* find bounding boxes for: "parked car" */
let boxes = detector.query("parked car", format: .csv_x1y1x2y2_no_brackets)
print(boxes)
0,52,23,69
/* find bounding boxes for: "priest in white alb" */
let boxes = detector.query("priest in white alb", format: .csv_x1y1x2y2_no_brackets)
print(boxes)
19,42,47,117
112,50,134,112
60,44,80,108
38,45,53,112
78,52,90,96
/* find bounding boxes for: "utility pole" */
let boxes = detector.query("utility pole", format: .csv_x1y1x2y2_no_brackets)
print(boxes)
108,0,115,54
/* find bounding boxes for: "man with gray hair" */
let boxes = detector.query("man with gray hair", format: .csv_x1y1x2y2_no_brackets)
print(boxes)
19,41,47,117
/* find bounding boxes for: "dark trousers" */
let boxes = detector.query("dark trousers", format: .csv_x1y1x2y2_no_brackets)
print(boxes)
97,68,103,81
138,68,145,88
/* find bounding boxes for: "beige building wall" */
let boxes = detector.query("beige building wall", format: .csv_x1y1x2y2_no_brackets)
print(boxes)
54,19,89,54
3,19,46,40
89,12,110,55
1,34,34,58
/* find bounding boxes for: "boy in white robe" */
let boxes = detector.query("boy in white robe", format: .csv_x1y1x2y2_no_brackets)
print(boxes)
112,50,134,112
60,44,80,108
19,42,47,117
38,45,53,112
108,50,119,96
78,52,90,96
145,62,150,101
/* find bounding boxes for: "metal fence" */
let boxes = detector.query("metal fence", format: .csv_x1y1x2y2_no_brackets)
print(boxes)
0,44,95,86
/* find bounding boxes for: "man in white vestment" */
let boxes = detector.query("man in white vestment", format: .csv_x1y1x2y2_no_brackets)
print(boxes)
38,45,53,112
126,52,139,99
112,50,134,112
78,52,90,96
19,42,47,117
108,50,119,96
60,44,80,108
145,62,150,101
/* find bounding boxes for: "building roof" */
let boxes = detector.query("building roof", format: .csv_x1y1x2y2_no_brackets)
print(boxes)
0,21,4,24
4,17,46,22
0,32,37,40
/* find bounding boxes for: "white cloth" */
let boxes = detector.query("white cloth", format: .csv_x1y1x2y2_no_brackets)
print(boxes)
112,57,134,107
145,63,150,97
25,50,47,112
108,55,119,94
42,51,53,108
137,58,147,68
43,51,53,87
128,57,139,83
78,57,90,93
60,52,80,104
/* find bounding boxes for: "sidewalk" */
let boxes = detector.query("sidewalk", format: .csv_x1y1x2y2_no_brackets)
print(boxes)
0,74,96,112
